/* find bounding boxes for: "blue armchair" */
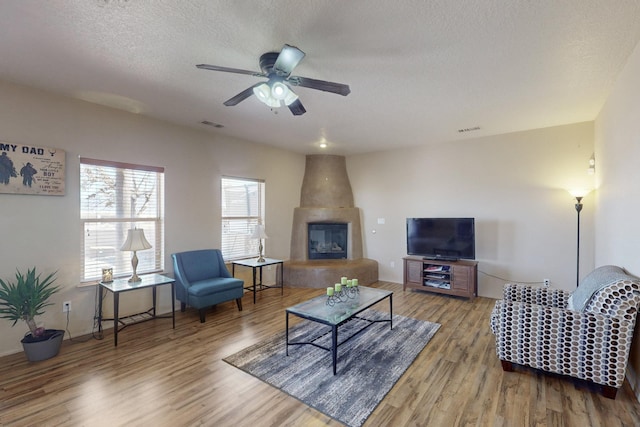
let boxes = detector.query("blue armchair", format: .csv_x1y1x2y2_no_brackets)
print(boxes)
172,249,244,323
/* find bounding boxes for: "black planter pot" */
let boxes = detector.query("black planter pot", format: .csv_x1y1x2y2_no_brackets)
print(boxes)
20,329,64,362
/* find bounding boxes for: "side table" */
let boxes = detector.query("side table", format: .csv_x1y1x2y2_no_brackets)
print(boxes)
232,257,284,304
98,273,175,346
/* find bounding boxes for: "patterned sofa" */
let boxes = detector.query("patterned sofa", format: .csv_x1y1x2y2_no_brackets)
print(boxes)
490,265,640,399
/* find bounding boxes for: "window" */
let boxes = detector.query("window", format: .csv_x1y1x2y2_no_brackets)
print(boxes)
80,158,164,282
221,177,265,260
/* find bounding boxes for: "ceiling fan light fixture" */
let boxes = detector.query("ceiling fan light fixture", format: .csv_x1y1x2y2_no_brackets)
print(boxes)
253,83,280,108
198,43,350,116
271,81,288,100
283,88,299,106
253,83,270,101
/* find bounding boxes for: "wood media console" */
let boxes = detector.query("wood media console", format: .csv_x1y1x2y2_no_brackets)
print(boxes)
403,256,477,299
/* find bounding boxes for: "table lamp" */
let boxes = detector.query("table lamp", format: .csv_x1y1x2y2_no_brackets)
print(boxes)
251,223,268,263
120,228,152,282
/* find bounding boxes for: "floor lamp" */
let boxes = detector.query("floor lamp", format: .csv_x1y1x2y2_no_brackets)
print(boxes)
574,196,583,288
570,190,589,288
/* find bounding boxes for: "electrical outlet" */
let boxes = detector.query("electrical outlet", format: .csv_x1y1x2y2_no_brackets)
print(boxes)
63,301,71,313
544,279,550,287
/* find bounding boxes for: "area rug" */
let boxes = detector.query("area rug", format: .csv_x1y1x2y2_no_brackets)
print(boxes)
223,310,440,427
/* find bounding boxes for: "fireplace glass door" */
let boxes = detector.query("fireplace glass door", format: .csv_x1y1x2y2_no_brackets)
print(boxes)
308,223,348,259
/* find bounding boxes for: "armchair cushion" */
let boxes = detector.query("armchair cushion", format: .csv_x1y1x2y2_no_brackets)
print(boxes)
189,278,243,297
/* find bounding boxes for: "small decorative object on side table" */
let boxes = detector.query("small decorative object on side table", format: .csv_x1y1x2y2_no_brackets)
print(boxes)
101,268,113,283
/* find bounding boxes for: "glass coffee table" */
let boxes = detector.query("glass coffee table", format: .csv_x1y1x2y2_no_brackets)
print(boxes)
285,286,393,374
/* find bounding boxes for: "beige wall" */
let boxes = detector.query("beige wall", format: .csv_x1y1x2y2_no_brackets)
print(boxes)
348,122,596,298
0,81,304,356
594,39,640,398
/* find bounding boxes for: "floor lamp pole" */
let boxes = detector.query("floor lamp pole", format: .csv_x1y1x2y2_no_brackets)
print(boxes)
575,196,583,288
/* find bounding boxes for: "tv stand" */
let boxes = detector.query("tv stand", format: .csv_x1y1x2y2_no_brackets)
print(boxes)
403,256,477,299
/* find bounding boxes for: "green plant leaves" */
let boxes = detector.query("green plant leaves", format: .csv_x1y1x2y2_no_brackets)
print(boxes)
0,267,60,334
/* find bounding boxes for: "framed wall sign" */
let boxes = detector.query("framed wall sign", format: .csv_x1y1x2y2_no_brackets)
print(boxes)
0,141,65,196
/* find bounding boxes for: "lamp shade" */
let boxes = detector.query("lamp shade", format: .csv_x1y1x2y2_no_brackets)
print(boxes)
568,189,591,199
271,81,288,100
251,224,268,240
120,228,152,252
253,83,280,108
283,88,299,106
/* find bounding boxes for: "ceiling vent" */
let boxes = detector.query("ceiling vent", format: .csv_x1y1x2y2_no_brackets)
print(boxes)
457,126,481,133
200,120,224,128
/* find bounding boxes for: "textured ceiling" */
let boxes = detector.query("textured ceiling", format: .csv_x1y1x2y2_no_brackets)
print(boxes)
1,0,640,155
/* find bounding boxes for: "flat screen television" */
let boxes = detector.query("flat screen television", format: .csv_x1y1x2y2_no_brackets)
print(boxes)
406,217,475,261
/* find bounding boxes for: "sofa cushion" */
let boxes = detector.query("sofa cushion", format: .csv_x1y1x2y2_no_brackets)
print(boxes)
567,265,636,312
188,277,243,297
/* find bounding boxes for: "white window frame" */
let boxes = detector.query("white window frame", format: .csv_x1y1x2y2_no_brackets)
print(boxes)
80,157,164,282
221,176,265,261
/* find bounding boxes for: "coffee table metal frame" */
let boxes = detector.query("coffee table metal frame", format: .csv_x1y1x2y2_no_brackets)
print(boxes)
285,286,393,375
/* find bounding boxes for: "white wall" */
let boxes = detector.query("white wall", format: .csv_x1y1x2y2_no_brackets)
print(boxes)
0,81,304,356
594,43,640,273
594,38,640,397
348,122,596,298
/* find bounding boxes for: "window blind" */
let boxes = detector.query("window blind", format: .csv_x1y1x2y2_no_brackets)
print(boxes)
221,176,265,260
80,158,164,281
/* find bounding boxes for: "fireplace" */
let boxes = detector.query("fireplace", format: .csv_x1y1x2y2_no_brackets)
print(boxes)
308,223,348,259
284,154,378,288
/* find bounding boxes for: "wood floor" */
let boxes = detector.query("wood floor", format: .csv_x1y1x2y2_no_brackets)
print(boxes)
2,282,640,426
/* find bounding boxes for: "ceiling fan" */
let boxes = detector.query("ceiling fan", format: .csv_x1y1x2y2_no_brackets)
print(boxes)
196,44,351,116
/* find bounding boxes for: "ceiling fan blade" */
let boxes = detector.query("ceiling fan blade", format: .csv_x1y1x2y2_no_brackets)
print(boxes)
288,76,351,96
273,44,305,77
196,64,267,78
287,98,306,116
223,84,261,106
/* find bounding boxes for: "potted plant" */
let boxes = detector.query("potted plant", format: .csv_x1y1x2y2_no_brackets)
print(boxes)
0,267,65,362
